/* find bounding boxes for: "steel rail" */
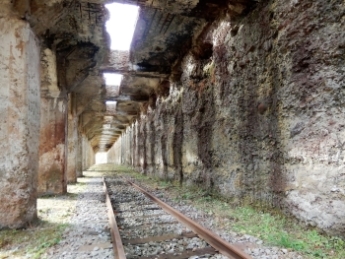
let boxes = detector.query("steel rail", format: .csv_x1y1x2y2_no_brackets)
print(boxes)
128,181,252,259
103,178,127,259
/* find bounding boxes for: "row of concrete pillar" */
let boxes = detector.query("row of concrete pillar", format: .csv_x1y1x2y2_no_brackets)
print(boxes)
37,95,94,194
108,121,137,168
0,7,94,229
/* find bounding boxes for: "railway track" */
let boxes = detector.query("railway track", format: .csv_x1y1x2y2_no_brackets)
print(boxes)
103,177,252,259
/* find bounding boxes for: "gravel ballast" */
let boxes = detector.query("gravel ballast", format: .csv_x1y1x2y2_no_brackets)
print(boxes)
45,175,114,259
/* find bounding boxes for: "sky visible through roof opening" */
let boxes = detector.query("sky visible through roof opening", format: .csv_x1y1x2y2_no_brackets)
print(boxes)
104,3,138,102
104,73,121,106
105,3,139,51
103,73,122,86
101,3,138,149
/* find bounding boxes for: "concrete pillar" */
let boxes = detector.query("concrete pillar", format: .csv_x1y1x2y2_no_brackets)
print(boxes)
134,121,139,168
107,135,122,164
67,93,78,183
122,132,125,164
38,48,67,195
0,10,41,228
76,129,83,177
38,97,67,194
82,135,88,171
82,135,95,171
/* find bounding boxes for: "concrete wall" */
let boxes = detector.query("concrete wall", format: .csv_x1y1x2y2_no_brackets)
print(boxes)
108,0,345,235
0,10,41,228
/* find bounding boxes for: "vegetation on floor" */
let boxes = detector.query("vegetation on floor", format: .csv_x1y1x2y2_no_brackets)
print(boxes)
0,221,68,259
107,165,345,259
0,181,85,259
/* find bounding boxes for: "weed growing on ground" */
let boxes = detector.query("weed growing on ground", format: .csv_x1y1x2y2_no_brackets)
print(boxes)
26,222,68,259
0,221,68,259
0,184,81,259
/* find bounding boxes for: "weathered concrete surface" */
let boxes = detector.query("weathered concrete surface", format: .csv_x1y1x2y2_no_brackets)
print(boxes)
38,47,68,195
108,0,345,235
7,0,344,235
76,130,95,176
9,0,233,155
76,132,84,177
0,10,40,228
82,135,95,171
67,93,78,183
108,124,134,166
38,97,67,195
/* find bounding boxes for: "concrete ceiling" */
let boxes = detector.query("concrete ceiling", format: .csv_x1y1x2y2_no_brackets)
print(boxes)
13,0,256,152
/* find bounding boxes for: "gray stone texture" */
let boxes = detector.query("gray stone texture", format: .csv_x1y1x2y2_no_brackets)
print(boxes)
82,135,95,171
0,11,41,228
67,93,78,183
38,96,67,195
38,47,68,195
108,0,345,235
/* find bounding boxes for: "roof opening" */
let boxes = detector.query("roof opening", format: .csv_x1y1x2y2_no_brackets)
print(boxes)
106,101,117,105
105,3,139,51
103,73,122,97
103,73,123,86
